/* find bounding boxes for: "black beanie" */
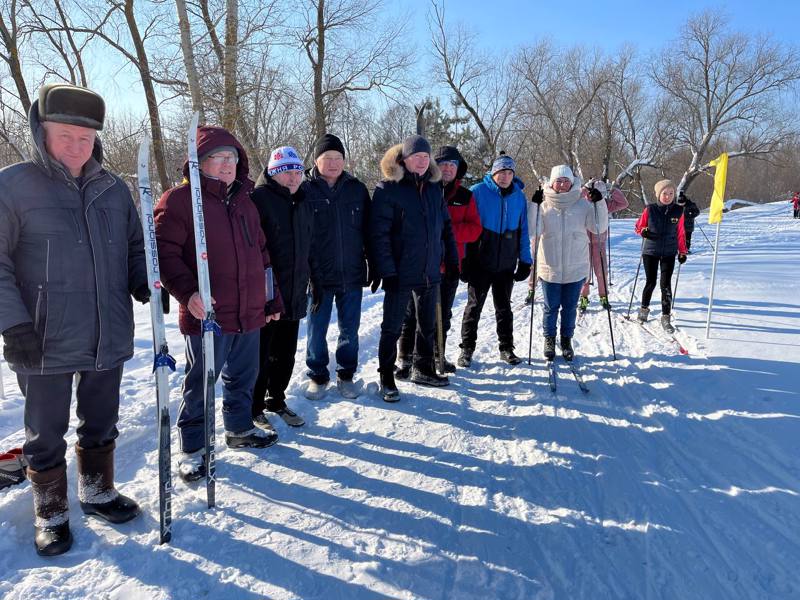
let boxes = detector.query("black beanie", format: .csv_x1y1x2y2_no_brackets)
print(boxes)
434,145,467,180
313,133,346,159
401,135,432,159
38,83,105,130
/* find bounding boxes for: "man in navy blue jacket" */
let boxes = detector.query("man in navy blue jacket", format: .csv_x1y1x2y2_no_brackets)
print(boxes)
370,136,459,402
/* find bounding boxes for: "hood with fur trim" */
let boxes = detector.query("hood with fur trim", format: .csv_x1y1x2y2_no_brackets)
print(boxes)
379,143,441,184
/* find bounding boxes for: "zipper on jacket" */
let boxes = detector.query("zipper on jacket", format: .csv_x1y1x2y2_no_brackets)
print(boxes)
101,209,113,243
240,214,254,247
38,239,51,373
70,210,84,243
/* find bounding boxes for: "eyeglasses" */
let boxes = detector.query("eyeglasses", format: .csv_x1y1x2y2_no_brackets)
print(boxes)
206,153,238,165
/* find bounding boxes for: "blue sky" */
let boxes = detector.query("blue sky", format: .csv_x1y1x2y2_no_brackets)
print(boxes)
411,0,800,52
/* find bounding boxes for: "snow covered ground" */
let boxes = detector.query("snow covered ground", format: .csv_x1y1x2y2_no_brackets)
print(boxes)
1,201,798,599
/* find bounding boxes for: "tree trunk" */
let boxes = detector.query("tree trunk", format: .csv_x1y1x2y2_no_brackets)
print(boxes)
313,0,326,138
222,0,238,130
123,0,171,193
0,7,32,115
175,0,205,121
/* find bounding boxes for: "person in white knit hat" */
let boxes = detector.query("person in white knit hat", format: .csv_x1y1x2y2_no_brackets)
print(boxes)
527,165,608,361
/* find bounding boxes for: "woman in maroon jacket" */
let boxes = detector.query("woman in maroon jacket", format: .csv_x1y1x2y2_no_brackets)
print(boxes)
396,145,482,376
154,126,283,483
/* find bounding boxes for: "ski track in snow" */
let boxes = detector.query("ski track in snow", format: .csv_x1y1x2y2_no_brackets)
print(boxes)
1,201,799,599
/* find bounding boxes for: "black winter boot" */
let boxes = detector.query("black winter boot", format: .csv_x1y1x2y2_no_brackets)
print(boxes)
499,348,522,365
395,357,412,380
29,464,73,556
560,336,574,361
543,336,556,360
411,360,450,387
76,442,140,524
457,346,474,368
379,369,400,402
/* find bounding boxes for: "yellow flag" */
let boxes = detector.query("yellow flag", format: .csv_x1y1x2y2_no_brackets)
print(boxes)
708,152,728,224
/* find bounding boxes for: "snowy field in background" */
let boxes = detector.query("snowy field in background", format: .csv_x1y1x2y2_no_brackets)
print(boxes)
1,201,798,599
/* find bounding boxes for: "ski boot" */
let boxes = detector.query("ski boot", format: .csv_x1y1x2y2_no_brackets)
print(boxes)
661,314,675,334
599,295,611,310
560,336,575,362
578,295,589,313
524,289,535,306
637,306,650,324
178,449,206,482
543,336,556,361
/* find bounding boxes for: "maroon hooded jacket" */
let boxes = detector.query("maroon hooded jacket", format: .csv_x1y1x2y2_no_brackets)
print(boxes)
154,126,283,336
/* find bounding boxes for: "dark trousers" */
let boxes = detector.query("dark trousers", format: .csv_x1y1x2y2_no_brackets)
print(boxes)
253,319,300,415
378,285,437,371
19,366,122,471
460,270,515,351
398,276,459,361
180,331,259,452
641,254,676,315
686,230,694,251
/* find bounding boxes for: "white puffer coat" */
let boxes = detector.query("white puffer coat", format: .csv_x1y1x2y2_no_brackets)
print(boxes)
528,179,608,284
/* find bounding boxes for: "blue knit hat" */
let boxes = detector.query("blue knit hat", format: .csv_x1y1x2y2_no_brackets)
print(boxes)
491,152,515,175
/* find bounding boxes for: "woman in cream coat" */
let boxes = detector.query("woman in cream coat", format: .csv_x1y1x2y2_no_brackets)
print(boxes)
528,165,607,361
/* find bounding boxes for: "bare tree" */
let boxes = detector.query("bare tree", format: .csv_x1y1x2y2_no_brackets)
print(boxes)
0,0,32,114
174,0,204,121
221,0,238,130
428,1,518,163
514,40,610,179
297,0,412,139
652,10,800,192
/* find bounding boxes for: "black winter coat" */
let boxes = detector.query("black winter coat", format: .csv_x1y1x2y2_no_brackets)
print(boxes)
677,196,700,232
370,144,459,289
303,168,371,291
639,202,686,257
250,174,314,320
0,102,147,374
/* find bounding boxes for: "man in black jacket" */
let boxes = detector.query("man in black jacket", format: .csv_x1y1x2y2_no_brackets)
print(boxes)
676,191,701,252
302,134,375,401
249,146,313,428
370,135,459,401
0,84,148,556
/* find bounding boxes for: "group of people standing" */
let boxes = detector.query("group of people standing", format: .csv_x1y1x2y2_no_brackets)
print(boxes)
0,83,695,556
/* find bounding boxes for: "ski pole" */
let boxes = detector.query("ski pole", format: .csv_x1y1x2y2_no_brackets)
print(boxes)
0,360,5,401
593,201,616,360
527,203,541,365
697,223,715,252
607,219,612,286
435,284,445,375
671,260,681,313
627,237,646,320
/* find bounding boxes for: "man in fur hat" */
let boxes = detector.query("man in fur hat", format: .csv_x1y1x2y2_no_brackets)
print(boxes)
0,83,149,555
369,135,459,401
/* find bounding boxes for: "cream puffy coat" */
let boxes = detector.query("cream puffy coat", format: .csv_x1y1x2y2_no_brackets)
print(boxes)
528,180,608,284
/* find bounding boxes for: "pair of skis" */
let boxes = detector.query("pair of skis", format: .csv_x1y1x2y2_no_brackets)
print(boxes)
136,113,218,544
546,358,589,394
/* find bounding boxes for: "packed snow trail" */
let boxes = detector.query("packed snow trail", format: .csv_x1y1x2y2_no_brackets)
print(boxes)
1,202,798,599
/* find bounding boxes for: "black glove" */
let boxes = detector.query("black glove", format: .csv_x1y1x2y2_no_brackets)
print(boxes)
3,323,42,369
530,187,544,205
370,277,381,293
677,192,688,205
366,262,381,294
513,261,532,282
445,263,460,282
678,253,687,264
588,187,603,203
308,282,323,314
132,283,151,304
641,227,657,240
161,289,171,315
382,276,399,292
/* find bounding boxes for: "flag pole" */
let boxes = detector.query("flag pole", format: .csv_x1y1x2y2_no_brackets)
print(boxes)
705,219,722,338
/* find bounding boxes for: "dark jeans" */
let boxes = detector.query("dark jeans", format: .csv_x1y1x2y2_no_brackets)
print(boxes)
378,285,437,371
685,230,694,251
180,331,259,452
19,366,122,471
541,279,584,338
460,270,515,351
253,319,300,415
305,287,362,383
399,275,459,361
641,254,676,314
